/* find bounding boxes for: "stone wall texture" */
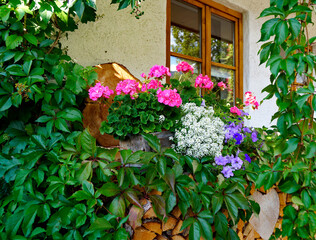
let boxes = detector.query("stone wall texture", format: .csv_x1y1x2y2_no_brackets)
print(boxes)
61,0,316,128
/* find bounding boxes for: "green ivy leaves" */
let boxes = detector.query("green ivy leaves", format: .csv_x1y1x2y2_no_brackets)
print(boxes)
258,1,316,239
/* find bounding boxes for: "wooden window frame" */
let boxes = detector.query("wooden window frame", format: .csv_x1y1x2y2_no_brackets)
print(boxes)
166,0,243,101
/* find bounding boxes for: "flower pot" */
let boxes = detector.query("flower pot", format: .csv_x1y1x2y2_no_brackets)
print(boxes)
119,131,174,152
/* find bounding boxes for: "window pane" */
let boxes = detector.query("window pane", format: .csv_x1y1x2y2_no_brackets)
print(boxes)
171,56,201,85
211,14,235,66
211,66,235,101
171,0,201,58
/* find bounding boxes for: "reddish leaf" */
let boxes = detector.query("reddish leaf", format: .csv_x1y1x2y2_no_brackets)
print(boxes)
128,205,144,230
124,189,142,208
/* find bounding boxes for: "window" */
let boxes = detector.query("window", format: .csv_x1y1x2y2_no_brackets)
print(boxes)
167,0,243,101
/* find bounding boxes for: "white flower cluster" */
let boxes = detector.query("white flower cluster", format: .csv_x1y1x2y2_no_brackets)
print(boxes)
159,115,165,123
172,103,225,159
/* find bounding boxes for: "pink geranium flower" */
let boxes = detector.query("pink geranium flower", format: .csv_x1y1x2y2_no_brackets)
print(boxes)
141,79,163,92
195,74,214,89
230,106,241,116
89,82,114,101
176,61,194,74
116,79,140,99
157,88,182,107
217,82,227,90
245,91,259,109
148,65,171,79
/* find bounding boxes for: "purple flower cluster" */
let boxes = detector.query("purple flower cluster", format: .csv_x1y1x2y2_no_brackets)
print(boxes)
215,154,243,178
224,121,258,145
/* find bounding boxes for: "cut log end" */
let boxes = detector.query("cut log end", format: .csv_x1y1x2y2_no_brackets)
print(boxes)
143,221,162,235
133,227,157,240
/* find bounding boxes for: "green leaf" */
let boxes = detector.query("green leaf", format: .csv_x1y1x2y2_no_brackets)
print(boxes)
74,0,85,20
214,212,228,237
76,215,87,228
198,217,213,239
55,118,70,132
260,19,279,41
6,64,26,76
212,194,223,215
82,180,94,196
291,196,303,206
163,148,180,162
109,196,126,218
23,62,34,78
88,217,112,231
224,195,239,223
189,221,201,240
228,228,240,240
71,190,91,201
5,210,24,235
279,179,300,194
58,108,83,122
301,190,311,209
142,133,161,153
36,115,53,123
24,33,38,46
305,142,316,158
282,138,299,155
31,135,47,150
288,18,301,38
0,96,12,111
80,129,96,156
39,4,54,24
6,35,23,49
166,191,177,213
97,148,119,162
98,182,120,197
275,21,288,44
76,162,92,182
0,5,11,22
296,94,310,110
114,228,129,240
22,206,38,237
30,227,46,238
180,217,194,231
259,6,285,17
157,156,166,176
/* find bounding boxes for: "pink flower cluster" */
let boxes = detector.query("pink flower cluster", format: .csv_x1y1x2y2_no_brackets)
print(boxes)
157,88,182,107
116,79,140,99
245,91,259,110
217,82,227,90
195,74,214,89
176,61,194,74
88,82,114,101
148,65,171,79
141,79,163,92
230,106,241,116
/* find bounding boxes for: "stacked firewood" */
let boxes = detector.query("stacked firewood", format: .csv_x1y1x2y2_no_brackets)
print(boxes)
129,186,291,240
236,186,291,240
131,205,199,240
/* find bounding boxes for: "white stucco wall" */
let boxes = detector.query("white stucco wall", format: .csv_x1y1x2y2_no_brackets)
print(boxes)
61,0,316,128
60,0,167,78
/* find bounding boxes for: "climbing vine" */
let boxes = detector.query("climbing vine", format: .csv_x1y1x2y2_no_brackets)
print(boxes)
257,0,316,239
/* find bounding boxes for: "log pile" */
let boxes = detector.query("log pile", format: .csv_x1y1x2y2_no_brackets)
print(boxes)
131,205,201,240
237,185,290,240
130,186,291,240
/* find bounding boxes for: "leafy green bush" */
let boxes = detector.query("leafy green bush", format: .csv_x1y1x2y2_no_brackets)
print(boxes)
257,0,316,239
